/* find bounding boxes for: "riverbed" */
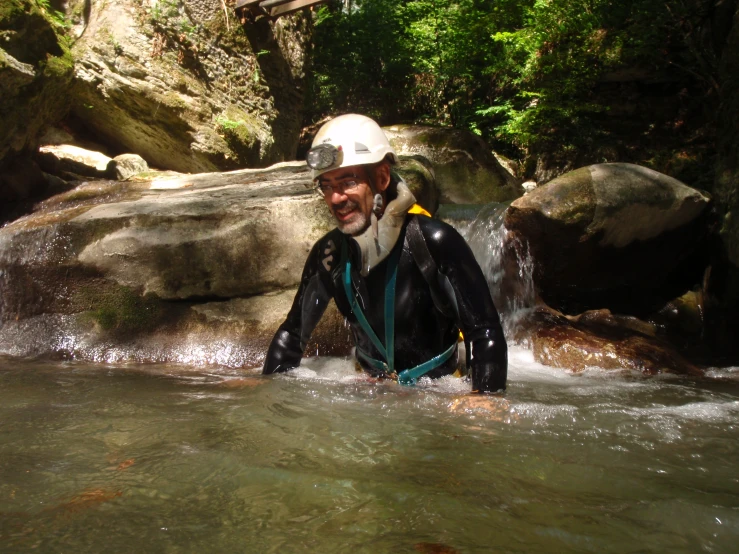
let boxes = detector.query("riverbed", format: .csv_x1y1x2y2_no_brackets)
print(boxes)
1,347,738,553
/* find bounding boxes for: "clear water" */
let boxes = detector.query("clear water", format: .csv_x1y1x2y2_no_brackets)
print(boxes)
1,348,738,553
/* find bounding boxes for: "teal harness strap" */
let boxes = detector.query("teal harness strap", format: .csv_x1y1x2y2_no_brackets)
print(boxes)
396,341,457,385
357,341,457,386
341,238,401,371
342,236,456,385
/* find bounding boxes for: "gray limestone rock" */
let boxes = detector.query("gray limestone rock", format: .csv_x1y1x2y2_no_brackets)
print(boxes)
68,0,310,173
37,144,112,178
108,154,150,180
0,161,348,365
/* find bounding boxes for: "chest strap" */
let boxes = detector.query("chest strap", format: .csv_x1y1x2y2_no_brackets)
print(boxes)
341,234,456,385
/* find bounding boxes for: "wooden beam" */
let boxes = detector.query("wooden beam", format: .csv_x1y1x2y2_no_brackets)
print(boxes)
259,0,298,8
267,0,327,17
235,0,262,8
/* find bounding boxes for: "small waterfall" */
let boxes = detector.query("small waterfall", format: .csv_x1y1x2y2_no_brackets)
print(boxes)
440,202,537,339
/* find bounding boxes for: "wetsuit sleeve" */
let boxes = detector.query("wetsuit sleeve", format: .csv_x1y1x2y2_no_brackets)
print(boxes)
262,240,332,374
423,220,508,392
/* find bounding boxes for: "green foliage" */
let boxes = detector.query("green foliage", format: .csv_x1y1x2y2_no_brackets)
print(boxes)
33,0,70,29
308,0,718,172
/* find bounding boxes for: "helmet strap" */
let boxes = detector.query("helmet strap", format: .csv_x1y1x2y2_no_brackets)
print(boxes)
365,165,385,219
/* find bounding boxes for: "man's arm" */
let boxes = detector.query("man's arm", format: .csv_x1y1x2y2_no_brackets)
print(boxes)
421,218,508,392
262,241,332,374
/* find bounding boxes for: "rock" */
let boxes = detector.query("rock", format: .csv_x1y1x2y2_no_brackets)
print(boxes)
521,180,537,193
384,124,523,204
524,307,702,375
0,290,352,367
435,204,484,228
0,0,75,206
107,154,149,180
504,163,712,314
39,126,76,146
67,0,310,173
0,157,47,203
37,144,112,178
0,161,354,365
395,155,439,214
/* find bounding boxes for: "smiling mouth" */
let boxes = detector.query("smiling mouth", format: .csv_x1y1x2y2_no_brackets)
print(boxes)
334,205,357,221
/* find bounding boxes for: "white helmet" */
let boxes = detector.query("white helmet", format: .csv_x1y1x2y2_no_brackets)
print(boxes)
307,114,398,180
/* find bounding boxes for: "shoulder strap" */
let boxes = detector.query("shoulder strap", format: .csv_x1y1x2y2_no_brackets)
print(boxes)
406,216,458,319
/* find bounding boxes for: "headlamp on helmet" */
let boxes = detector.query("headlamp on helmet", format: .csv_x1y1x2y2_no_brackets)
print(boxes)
307,114,398,181
306,144,343,172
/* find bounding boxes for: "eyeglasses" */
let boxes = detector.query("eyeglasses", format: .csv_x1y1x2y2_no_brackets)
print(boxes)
314,179,362,196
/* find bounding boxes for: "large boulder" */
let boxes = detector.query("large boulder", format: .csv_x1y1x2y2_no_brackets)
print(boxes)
67,0,310,173
504,163,712,314
0,161,352,365
384,124,523,204
0,0,75,205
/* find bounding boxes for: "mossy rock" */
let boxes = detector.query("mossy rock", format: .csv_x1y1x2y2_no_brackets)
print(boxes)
384,124,523,205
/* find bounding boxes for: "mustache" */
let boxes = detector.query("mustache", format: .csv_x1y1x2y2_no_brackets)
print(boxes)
332,200,359,213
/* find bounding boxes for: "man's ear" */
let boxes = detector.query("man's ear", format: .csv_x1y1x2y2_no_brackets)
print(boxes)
374,162,391,192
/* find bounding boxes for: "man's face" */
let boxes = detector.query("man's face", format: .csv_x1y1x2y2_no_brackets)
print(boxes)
317,165,375,236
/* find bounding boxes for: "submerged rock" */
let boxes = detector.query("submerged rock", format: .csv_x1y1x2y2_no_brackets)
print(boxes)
384,124,523,204
505,163,712,314
524,307,702,375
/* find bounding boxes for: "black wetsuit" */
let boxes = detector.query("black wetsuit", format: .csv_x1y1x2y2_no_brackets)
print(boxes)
262,214,507,393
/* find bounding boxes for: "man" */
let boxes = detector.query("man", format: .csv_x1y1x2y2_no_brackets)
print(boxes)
263,114,507,393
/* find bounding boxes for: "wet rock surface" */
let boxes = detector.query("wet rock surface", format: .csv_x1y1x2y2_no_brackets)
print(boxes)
0,161,353,365
523,307,702,375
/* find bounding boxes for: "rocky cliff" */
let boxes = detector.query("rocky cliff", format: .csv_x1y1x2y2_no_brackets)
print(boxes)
68,0,310,172
0,0,74,206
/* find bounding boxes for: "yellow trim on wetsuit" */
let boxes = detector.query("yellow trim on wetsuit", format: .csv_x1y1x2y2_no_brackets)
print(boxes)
408,204,432,217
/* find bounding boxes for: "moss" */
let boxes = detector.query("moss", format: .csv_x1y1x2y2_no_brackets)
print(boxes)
42,49,74,78
77,284,164,334
215,106,265,163
0,0,25,25
158,90,188,110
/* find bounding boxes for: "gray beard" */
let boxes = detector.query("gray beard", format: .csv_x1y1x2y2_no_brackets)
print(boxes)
334,202,369,236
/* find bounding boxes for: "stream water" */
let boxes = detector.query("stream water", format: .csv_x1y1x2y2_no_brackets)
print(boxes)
2,205,739,553
1,350,738,553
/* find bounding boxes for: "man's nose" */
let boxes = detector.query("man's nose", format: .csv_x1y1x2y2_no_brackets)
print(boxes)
330,188,348,204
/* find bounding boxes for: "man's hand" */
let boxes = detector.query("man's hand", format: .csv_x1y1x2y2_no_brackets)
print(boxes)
448,394,512,419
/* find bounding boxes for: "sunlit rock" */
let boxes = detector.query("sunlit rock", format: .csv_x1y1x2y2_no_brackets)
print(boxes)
505,163,712,314
107,154,149,181
384,124,523,204
66,0,310,172
37,144,112,178
0,161,354,365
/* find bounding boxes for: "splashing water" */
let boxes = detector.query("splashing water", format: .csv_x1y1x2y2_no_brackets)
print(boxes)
448,202,537,338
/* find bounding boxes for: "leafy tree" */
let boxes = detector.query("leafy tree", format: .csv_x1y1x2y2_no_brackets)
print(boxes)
307,0,718,180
